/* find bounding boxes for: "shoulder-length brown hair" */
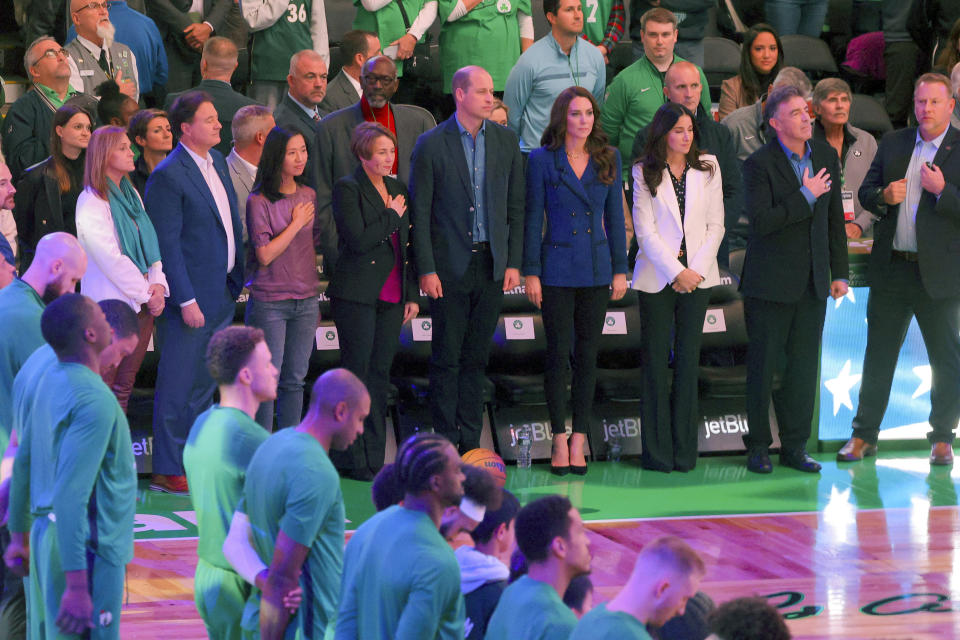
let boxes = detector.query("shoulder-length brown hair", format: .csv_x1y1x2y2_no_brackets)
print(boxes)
637,102,713,196
540,86,617,185
85,126,130,199
50,104,93,193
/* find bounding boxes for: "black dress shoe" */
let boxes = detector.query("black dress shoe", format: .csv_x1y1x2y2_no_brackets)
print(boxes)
550,465,570,476
780,449,822,473
570,464,587,476
746,451,773,474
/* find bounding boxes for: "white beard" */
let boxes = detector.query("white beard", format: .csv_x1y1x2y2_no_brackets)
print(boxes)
96,21,116,49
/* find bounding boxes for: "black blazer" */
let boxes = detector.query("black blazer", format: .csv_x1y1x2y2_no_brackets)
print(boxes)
409,117,525,282
859,126,960,299
13,157,69,269
326,165,418,305
740,137,849,303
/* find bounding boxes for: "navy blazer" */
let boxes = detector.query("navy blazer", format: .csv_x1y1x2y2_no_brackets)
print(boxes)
740,138,849,303
523,146,627,286
409,117,525,282
144,143,244,315
326,165,418,305
859,126,960,299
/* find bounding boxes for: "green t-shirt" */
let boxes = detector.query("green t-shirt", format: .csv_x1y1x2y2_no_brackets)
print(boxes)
600,54,712,180
581,0,613,46
484,575,577,640
569,604,653,639
241,428,344,640
437,0,531,92
184,405,269,569
7,344,57,535
251,0,314,82
335,505,465,640
352,0,427,77
39,362,135,570
0,278,45,454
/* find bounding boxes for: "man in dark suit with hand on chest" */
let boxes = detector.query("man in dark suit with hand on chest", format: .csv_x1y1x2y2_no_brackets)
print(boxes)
740,85,849,474
838,73,960,466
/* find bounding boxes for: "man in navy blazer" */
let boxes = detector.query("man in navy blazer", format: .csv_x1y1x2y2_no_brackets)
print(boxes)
740,85,849,475
839,73,960,466
145,90,244,494
409,66,525,452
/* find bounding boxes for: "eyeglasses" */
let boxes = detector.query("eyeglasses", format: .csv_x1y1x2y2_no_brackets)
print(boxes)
363,74,397,86
76,1,110,11
37,48,69,62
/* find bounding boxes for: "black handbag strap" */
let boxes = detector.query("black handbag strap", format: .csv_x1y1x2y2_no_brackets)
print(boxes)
396,0,413,30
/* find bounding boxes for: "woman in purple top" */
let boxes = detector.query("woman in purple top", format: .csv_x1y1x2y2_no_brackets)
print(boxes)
245,126,319,429
327,122,420,481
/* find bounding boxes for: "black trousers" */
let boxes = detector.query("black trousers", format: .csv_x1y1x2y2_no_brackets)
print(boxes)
429,249,503,451
638,285,711,471
744,285,826,452
883,41,923,128
541,284,609,435
330,296,404,473
852,259,960,445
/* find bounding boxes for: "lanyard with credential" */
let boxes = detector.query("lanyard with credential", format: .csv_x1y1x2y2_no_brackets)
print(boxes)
567,40,581,87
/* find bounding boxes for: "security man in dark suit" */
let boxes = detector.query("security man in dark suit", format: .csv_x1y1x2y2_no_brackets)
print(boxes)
839,73,960,466
740,85,849,474
164,37,258,156
317,30,379,117
409,65,525,452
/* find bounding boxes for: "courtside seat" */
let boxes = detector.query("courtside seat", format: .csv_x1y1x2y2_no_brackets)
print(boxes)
594,289,644,402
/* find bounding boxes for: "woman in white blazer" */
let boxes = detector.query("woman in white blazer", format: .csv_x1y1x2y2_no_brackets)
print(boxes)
76,126,169,412
632,103,725,473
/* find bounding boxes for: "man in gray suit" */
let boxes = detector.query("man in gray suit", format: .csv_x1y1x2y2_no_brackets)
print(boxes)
226,104,274,245
164,37,258,155
147,0,248,93
317,29,380,117
316,55,436,276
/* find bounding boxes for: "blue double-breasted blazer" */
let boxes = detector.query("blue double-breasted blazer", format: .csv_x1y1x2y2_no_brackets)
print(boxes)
523,146,628,287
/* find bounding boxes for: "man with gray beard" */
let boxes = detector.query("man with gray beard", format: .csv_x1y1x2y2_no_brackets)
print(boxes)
65,0,139,101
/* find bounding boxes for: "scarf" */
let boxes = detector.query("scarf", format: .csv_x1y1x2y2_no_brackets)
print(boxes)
107,177,162,274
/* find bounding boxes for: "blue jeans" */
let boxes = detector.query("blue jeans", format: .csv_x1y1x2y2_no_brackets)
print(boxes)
764,0,828,38
245,297,319,429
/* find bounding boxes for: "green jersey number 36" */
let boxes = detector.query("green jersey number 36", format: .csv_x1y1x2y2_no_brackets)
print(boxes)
287,3,307,22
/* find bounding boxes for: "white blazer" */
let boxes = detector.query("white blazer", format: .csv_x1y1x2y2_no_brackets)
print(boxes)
76,187,169,312
631,154,725,292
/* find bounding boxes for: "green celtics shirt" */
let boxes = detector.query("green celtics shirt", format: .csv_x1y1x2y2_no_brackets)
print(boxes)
335,505,464,639
569,603,653,639
43,362,135,570
251,0,314,82
7,344,57,535
240,428,344,640
184,405,269,569
484,575,577,640
352,0,427,77
581,0,612,46
0,278,45,454
437,0,531,92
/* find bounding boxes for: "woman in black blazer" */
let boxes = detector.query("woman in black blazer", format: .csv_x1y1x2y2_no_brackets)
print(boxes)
328,122,420,481
13,103,92,269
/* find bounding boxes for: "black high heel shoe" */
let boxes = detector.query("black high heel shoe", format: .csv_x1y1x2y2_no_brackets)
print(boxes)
569,434,587,475
550,434,570,476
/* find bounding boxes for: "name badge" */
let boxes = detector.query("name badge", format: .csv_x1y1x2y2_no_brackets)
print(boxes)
80,69,95,77
841,190,855,222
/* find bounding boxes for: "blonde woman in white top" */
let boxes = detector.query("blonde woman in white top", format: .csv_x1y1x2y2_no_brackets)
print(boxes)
76,125,168,411
632,102,724,473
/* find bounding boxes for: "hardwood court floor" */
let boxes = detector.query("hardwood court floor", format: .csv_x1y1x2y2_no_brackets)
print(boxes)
122,452,960,638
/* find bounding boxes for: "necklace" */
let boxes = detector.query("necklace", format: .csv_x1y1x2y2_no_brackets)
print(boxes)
566,149,586,160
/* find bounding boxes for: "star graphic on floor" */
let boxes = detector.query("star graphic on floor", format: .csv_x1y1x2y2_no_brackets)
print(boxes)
911,365,932,399
823,359,862,416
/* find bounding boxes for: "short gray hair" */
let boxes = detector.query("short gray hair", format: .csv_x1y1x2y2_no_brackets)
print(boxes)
24,35,57,75
812,77,852,108
764,85,805,123
772,66,812,99
232,104,274,146
288,49,325,77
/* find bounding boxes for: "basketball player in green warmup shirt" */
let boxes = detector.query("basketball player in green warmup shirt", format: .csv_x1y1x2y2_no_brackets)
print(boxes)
183,326,278,639
223,368,369,640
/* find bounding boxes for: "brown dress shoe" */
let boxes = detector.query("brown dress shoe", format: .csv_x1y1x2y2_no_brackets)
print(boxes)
930,442,954,466
836,437,878,462
150,474,190,495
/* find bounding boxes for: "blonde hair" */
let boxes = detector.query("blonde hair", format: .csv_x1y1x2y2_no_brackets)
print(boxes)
85,126,129,198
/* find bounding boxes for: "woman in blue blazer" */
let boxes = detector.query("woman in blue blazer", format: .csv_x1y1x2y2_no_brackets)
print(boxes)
523,86,628,475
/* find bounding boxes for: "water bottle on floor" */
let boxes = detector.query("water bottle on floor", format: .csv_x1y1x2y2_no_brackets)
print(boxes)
608,429,623,462
517,426,532,469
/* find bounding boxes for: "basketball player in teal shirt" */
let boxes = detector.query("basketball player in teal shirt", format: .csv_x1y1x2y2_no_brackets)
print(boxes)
183,326,277,639
5,294,136,639
223,368,369,640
